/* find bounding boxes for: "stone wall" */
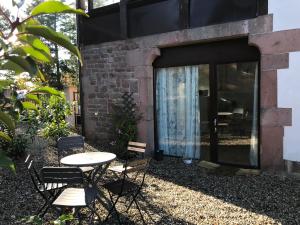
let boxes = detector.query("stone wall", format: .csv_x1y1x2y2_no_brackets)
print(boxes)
80,14,294,170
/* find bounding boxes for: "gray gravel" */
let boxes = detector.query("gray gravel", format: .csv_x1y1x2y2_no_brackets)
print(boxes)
0,141,300,225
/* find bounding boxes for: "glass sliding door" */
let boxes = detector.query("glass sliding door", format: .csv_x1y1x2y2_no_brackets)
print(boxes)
156,65,210,159
216,62,259,167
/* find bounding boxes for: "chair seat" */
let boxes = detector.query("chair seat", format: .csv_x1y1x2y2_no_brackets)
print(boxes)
53,187,98,207
38,183,67,192
108,165,133,173
103,180,139,195
80,166,94,173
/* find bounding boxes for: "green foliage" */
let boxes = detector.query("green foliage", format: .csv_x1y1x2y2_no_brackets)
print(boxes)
25,0,81,90
0,0,87,171
53,213,74,225
40,95,71,141
21,213,73,225
22,215,43,225
31,1,87,17
1,134,29,158
0,150,15,172
24,25,82,64
110,92,142,158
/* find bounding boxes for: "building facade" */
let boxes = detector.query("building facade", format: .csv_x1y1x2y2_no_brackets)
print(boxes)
78,0,300,171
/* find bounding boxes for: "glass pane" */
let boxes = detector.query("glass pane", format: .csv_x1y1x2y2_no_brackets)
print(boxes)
217,62,258,166
198,65,211,161
94,0,120,8
156,65,209,160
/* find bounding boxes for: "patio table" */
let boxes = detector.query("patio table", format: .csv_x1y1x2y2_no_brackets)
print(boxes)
60,152,116,217
60,152,116,185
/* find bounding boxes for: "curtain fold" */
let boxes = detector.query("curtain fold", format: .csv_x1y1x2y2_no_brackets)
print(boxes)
156,66,200,159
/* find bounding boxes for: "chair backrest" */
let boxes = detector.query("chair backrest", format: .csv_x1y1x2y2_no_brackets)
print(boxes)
57,136,84,151
25,156,44,193
40,167,84,185
127,141,146,153
57,136,85,163
127,141,146,157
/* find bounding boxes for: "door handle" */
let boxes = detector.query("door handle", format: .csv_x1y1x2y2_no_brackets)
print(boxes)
214,118,217,133
214,118,217,126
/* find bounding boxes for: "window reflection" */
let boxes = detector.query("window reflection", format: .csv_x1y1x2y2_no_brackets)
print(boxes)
94,0,120,8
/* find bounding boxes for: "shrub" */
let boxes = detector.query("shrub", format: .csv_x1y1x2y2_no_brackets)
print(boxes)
40,95,71,141
110,92,142,158
0,134,29,159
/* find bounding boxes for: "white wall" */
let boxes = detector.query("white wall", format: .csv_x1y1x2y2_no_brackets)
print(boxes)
269,0,300,162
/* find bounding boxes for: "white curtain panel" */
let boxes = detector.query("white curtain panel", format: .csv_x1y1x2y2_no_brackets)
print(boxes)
156,66,201,159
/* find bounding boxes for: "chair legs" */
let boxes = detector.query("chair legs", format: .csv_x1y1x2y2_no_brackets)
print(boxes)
105,190,148,225
104,193,122,225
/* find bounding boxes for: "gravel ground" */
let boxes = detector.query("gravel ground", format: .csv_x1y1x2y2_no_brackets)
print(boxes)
0,139,300,225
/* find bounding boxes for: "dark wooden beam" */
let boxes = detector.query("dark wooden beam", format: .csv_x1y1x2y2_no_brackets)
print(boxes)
120,0,128,39
76,0,85,136
179,0,189,29
257,0,268,16
88,0,93,12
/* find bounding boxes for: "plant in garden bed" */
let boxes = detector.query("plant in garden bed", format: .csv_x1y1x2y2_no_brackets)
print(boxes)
39,94,71,142
0,0,88,171
110,92,142,158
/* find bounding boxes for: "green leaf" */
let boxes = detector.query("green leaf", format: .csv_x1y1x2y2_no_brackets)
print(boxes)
0,37,8,51
36,68,46,82
17,19,40,32
22,101,38,111
24,25,82,64
29,86,64,98
25,93,41,105
14,45,52,63
53,214,74,225
31,1,88,17
20,215,42,225
0,80,13,92
18,35,50,55
0,151,15,173
1,56,38,75
0,111,15,131
0,131,12,142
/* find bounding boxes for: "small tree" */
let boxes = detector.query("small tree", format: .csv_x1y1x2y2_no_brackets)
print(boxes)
110,92,142,158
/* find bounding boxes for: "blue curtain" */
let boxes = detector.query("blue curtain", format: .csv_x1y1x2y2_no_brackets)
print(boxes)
156,66,201,159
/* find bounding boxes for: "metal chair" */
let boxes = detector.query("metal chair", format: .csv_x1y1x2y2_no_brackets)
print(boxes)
57,136,94,173
108,141,146,174
103,156,151,224
24,155,67,216
40,167,102,223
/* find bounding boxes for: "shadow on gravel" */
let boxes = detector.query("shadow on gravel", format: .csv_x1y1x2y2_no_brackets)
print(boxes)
148,157,300,225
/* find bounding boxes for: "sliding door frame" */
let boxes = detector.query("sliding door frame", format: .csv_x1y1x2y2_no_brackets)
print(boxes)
153,38,261,169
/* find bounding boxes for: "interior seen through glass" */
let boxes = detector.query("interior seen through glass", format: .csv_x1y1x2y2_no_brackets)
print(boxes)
217,62,258,166
156,62,258,167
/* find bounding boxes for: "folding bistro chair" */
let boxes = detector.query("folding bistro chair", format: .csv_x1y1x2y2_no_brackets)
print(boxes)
103,156,151,224
57,136,94,174
108,142,146,175
40,167,102,223
24,155,67,216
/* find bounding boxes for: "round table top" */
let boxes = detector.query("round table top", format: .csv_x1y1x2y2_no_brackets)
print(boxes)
60,152,116,167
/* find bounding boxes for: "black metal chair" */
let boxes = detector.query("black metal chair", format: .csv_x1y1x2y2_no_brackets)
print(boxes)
40,167,102,223
103,156,151,224
57,136,94,173
108,141,146,175
24,155,67,216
